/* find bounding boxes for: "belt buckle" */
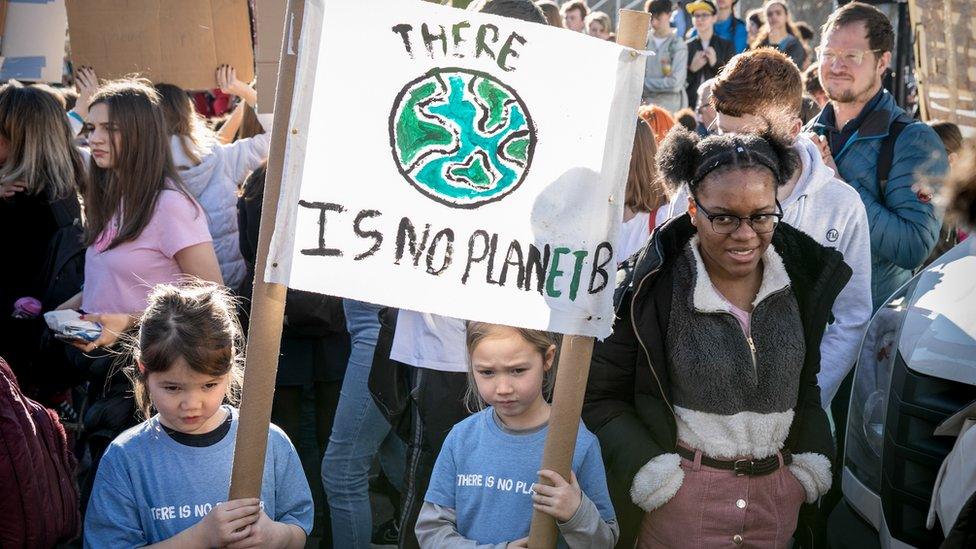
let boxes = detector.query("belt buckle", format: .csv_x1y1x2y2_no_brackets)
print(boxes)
733,459,754,476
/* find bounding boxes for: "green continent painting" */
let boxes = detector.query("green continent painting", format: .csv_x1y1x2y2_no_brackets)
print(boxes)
389,68,536,208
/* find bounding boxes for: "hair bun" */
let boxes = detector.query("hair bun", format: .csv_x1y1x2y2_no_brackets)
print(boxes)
656,127,700,194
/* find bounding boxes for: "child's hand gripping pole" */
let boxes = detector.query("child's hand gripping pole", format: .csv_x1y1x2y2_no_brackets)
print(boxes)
526,335,594,548
525,11,650,547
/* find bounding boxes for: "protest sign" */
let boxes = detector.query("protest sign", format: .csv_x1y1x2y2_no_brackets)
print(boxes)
64,0,253,90
227,0,300,501
267,0,645,339
0,0,68,83
255,0,287,114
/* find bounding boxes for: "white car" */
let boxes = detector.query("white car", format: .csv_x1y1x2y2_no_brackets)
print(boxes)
830,239,976,547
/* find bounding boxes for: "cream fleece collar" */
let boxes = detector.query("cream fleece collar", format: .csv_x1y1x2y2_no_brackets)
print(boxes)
688,235,791,314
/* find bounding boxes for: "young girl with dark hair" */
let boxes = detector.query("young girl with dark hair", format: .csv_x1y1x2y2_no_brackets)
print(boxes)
584,129,846,548
53,80,222,509
84,282,312,547
417,322,617,548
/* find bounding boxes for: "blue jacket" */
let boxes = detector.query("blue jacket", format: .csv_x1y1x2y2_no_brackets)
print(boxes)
806,90,949,309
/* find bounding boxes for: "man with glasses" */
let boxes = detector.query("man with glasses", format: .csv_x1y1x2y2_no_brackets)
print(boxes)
684,0,733,109
805,1,949,311
688,0,747,54
694,78,717,136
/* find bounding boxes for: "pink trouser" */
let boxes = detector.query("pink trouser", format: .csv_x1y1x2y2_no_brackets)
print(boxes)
637,448,806,549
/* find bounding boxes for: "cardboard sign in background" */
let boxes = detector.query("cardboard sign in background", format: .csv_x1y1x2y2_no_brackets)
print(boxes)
64,0,253,90
267,0,644,338
0,0,68,83
255,0,286,113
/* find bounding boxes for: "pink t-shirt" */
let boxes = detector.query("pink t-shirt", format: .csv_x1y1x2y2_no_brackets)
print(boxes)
714,284,752,336
82,189,212,314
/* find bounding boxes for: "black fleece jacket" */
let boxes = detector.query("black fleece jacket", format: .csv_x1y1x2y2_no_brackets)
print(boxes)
582,213,851,547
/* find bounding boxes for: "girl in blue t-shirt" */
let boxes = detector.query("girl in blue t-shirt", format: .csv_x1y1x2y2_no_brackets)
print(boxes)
417,322,618,548
84,281,312,548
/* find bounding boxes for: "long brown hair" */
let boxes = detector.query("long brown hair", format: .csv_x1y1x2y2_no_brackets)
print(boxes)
236,103,265,141
627,112,668,213
0,82,85,199
82,79,191,249
129,281,244,419
750,0,805,52
535,1,563,27
155,83,216,167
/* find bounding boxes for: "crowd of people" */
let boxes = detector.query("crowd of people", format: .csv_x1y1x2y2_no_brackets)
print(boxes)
0,0,973,548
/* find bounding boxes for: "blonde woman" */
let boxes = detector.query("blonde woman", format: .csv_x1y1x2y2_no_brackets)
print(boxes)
0,82,86,384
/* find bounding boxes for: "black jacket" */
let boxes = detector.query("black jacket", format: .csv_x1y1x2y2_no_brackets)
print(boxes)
582,214,850,547
236,165,345,337
685,34,734,108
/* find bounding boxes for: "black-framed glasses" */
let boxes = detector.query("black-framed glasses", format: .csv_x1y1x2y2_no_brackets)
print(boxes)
694,198,783,234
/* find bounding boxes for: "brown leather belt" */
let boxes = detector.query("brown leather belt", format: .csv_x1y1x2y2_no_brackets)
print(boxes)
676,446,792,477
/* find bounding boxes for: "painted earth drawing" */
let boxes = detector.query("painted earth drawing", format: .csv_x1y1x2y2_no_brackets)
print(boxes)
389,68,536,208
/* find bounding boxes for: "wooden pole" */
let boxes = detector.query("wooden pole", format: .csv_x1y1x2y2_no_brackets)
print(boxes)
0,1,8,42
526,10,649,549
526,335,596,548
228,0,303,500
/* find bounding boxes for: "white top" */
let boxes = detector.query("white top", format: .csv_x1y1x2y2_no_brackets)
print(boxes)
391,310,468,373
615,211,652,265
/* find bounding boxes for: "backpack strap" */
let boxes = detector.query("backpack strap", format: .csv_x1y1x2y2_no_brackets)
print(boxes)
876,119,910,195
648,206,660,232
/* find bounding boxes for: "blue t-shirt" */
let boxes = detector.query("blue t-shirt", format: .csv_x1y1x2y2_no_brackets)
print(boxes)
84,406,313,547
425,408,615,546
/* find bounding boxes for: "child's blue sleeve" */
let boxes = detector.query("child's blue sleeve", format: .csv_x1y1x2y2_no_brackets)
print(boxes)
270,428,314,534
575,437,616,523
84,446,147,548
423,428,458,509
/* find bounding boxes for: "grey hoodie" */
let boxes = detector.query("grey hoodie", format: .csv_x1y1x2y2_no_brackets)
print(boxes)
642,31,688,114
169,114,272,289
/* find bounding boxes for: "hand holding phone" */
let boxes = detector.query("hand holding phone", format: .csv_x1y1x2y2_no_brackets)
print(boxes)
44,310,102,342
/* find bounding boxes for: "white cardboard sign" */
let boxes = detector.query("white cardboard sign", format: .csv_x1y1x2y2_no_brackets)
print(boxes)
0,0,68,83
267,0,645,338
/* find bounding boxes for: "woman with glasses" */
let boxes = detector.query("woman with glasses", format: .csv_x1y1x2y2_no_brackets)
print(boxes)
583,129,848,548
684,0,734,111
